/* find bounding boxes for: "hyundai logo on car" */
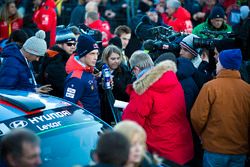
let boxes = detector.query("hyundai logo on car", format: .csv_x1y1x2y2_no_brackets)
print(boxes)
9,120,28,129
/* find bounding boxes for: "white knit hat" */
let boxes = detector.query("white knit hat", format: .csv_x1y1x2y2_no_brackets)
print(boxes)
23,30,47,56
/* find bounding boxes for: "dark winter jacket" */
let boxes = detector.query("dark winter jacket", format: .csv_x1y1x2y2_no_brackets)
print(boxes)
38,45,71,98
177,57,199,115
0,43,35,91
97,62,132,124
64,55,101,117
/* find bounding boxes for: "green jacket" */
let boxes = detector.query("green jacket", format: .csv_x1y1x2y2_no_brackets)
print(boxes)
192,19,232,39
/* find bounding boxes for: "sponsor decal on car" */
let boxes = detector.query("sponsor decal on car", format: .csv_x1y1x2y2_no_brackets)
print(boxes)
0,105,95,134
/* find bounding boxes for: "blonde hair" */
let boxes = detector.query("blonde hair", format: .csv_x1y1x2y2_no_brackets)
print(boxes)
101,45,122,64
114,120,146,149
0,0,20,21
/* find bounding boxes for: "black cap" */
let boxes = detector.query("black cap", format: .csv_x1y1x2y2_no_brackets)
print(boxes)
209,6,225,19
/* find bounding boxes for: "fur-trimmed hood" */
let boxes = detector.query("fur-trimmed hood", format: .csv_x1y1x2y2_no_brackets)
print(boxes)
133,60,177,95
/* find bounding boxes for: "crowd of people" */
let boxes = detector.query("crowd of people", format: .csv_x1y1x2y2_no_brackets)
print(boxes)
0,0,250,166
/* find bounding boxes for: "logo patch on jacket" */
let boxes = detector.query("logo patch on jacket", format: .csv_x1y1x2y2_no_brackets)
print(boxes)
88,80,94,91
65,87,76,98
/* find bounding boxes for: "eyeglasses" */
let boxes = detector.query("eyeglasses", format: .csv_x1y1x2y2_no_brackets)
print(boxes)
66,42,76,47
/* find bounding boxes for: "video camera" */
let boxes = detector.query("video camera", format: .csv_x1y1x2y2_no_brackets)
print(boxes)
193,30,236,50
142,26,186,60
199,29,236,39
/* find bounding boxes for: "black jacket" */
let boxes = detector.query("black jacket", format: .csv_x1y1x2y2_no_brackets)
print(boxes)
38,45,71,97
177,57,199,116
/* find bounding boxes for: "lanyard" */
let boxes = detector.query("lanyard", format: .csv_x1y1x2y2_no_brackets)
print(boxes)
21,50,38,88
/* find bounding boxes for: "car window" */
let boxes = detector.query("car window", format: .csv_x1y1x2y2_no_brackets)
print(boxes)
0,106,111,167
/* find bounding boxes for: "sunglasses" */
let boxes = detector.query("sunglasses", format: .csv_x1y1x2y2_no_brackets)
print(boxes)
66,42,76,47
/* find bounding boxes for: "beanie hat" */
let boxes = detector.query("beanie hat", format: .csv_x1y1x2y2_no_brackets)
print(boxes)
77,33,99,58
167,0,181,9
180,34,199,57
154,52,177,65
56,29,76,44
209,6,225,19
23,30,47,56
219,49,242,70
109,36,122,49
6,29,28,45
240,6,250,20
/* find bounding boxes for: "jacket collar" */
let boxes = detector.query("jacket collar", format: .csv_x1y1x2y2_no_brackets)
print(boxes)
133,60,177,95
216,69,241,79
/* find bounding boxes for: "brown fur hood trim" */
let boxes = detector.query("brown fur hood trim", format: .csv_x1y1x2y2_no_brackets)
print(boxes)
133,60,177,95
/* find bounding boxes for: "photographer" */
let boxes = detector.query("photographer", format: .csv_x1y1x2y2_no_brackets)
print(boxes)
192,6,232,39
179,34,213,89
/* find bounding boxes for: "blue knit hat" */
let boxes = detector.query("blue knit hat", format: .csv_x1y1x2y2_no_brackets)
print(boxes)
219,49,242,70
77,34,99,58
56,29,76,44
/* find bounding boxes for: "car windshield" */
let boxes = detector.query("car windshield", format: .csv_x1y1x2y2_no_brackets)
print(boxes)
39,119,104,167
0,105,111,167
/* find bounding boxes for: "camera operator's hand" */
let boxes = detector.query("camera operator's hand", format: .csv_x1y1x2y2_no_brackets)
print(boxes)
35,84,53,94
162,44,170,50
193,12,205,21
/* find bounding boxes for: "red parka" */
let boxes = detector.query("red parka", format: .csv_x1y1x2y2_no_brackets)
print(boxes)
122,60,194,165
162,6,193,33
33,0,57,47
88,19,113,47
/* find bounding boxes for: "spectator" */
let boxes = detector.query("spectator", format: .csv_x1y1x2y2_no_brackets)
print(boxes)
114,25,131,51
64,34,100,117
38,29,76,98
236,6,250,61
33,0,57,47
192,6,232,39
114,120,160,167
114,25,131,65
6,29,28,47
68,25,81,41
85,11,112,47
179,34,212,89
85,1,111,33
0,30,51,93
191,49,250,167
0,0,23,41
69,0,85,26
90,131,130,167
0,128,41,167
122,51,194,165
21,14,39,38
0,29,28,53
104,0,127,32
161,0,193,33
